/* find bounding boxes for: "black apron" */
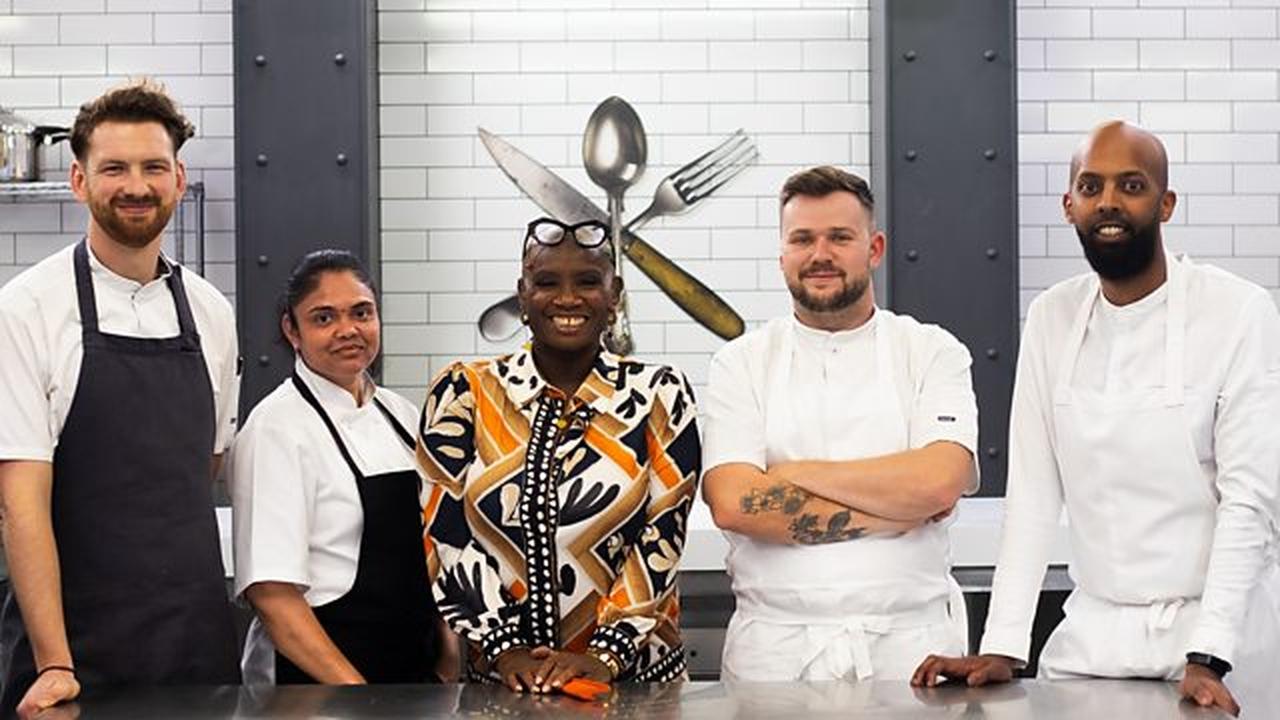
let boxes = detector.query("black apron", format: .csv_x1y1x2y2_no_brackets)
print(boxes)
0,241,240,713
273,374,440,684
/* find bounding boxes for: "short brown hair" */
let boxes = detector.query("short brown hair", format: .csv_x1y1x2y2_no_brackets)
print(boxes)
779,165,875,221
70,79,195,162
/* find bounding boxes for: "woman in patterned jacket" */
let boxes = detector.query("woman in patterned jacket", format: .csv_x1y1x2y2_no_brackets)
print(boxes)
418,217,701,692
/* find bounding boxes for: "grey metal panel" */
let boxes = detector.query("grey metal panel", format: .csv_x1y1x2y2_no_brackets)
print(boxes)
869,0,890,308
233,0,379,415
873,0,1019,496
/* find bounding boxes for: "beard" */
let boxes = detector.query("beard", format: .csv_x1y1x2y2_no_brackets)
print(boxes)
1076,209,1161,281
88,192,176,249
786,264,869,313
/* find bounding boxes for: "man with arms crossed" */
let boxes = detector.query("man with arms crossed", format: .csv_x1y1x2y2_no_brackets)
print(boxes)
702,166,979,681
0,81,241,717
914,122,1280,719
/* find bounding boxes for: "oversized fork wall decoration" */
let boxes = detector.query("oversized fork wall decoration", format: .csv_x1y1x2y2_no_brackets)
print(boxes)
478,96,757,352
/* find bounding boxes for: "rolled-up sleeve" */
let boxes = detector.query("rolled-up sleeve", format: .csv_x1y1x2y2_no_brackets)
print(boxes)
228,417,313,598
0,287,55,462
212,307,241,455
701,341,766,472
908,327,980,491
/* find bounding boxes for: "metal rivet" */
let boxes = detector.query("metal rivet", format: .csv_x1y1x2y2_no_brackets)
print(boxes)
334,52,347,66
905,249,919,262
257,355,270,367
986,247,999,259
983,49,997,61
986,447,1000,459
255,153,268,166
984,148,997,160
256,255,269,266
254,54,266,67
904,50,917,62
905,149,917,162
336,153,348,166
986,348,999,360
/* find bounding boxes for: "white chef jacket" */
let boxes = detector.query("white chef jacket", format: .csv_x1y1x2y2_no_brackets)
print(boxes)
229,357,424,684
0,241,239,461
704,309,979,619
981,254,1280,666
704,310,979,475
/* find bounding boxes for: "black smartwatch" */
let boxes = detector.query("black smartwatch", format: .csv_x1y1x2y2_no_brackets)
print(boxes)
1185,652,1232,678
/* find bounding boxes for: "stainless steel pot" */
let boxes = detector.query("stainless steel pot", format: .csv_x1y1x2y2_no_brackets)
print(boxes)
1,106,70,182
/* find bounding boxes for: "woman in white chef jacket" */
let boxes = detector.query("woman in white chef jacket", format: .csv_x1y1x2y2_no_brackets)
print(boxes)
230,250,453,684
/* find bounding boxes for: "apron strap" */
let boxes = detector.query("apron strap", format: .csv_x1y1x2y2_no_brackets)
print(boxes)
72,240,200,350
796,616,894,681
164,262,202,351
72,240,101,336
1055,254,1187,406
871,311,905,424
1147,598,1184,632
1054,279,1099,400
291,373,365,481
372,396,416,451
1163,255,1188,407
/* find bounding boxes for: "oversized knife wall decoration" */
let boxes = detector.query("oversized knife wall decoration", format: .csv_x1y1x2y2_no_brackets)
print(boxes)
477,95,756,352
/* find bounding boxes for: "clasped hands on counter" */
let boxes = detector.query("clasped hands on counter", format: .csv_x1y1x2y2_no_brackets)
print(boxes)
493,647,612,694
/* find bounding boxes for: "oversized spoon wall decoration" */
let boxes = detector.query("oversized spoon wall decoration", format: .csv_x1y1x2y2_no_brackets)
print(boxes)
582,97,646,355
478,96,756,350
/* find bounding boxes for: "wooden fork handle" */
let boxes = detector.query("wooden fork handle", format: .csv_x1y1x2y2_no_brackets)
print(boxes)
621,229,745,340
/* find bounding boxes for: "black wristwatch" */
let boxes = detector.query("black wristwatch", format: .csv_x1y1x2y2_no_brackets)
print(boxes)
1185,652,1232,678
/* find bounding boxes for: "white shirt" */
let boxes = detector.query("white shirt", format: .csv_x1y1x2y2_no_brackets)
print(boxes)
704,310,979,474
0,242,239,461
982,255,1280,663
229,357,423,684
703,310,979,616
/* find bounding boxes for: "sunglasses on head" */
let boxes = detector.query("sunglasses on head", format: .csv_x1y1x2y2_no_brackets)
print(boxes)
523,217,611,253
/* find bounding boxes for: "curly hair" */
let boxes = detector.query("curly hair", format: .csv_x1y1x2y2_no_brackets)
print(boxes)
69,78,195,161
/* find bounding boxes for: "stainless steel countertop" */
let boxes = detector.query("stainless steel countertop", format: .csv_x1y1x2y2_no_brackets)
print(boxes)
30,679,1229,719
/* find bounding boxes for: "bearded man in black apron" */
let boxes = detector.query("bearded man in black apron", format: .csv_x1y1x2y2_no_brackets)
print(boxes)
0,80,241,718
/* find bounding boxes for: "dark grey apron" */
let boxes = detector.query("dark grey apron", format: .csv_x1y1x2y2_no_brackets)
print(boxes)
273,374,440,684
1,240,239,715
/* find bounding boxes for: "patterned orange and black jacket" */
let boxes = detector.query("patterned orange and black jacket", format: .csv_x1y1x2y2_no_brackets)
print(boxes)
418,347,701,682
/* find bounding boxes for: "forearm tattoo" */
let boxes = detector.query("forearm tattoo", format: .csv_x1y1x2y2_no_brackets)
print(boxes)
740,484,811,515
788,511,867,545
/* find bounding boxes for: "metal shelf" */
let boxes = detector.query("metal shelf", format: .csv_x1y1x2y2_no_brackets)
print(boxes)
0,181,206,275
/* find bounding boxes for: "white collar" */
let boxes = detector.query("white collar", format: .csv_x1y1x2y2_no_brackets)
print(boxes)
1096,252,1178,320
293,356,375,415
85,239,174,293
790,307,879,347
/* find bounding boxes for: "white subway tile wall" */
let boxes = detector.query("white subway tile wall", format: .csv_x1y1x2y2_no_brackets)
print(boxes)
0,3,235,300
3,0,1280,406
375,0,873,404
1017,0,1280,322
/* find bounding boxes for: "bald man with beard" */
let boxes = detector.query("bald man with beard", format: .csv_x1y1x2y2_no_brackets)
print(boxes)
912,122,1280,718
